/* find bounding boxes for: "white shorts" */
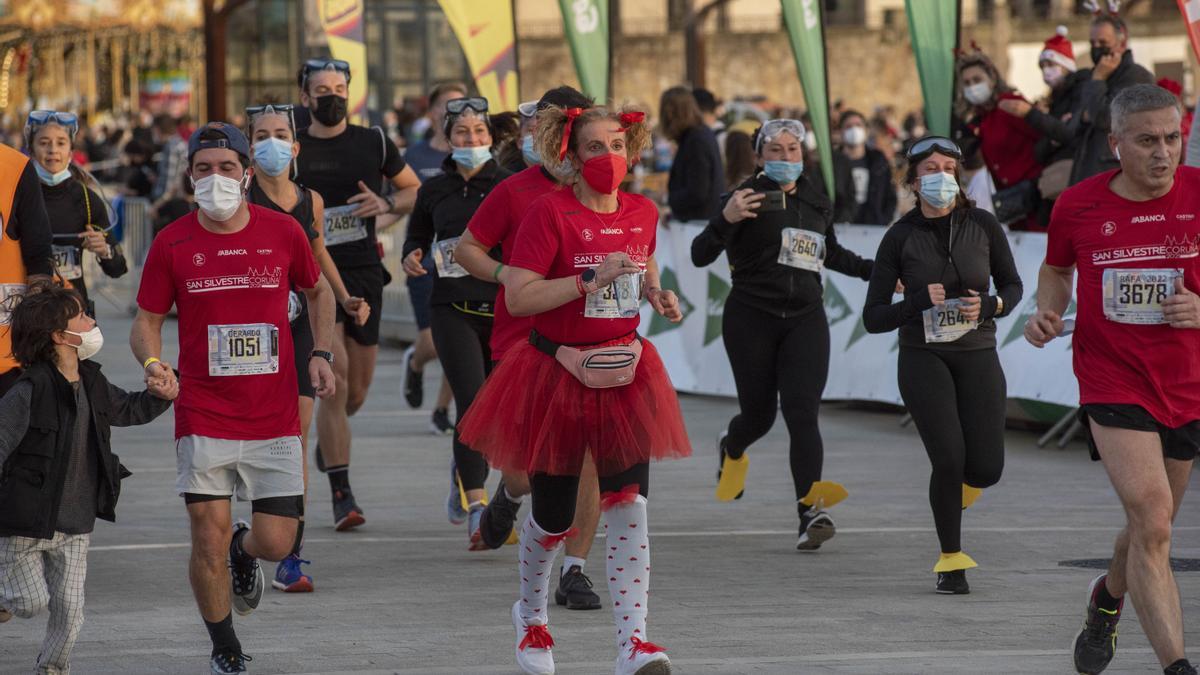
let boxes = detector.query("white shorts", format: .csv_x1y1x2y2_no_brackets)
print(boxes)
175,435,303,502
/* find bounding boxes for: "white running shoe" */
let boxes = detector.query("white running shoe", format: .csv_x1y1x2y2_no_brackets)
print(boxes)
614,638,671,675
512,601,555,675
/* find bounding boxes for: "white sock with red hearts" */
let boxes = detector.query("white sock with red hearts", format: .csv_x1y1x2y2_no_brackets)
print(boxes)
604,494,651,652
518,515,566,626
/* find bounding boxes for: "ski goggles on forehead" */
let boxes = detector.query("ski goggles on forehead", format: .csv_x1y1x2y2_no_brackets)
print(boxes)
906,136,962,161
301,58,351,84
26,110,79,135
517,100,539,119
245,104,296,128
445,97,489,115
755,119,806,150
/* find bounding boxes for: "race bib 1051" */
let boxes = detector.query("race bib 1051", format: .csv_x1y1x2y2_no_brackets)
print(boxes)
207,323,279,376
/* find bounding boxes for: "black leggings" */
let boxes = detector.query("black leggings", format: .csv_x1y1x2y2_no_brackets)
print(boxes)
530,463,649,533
430,303,493,492
898,347,1006,554
721,295,830,501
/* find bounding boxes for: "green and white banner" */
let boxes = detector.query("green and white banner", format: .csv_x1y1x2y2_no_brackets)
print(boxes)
780,0,834,199
905,0,960,137
639,222,1079,406
557,0,609,102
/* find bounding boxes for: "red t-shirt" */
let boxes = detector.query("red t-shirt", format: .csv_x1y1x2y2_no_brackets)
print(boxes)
466,166,558,360
510,189,657,346
1046,166,1200,427
137,205,321,440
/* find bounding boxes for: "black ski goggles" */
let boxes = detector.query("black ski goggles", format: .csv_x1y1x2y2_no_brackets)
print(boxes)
300,58,351,85
445,97,489,115
906,136,963,161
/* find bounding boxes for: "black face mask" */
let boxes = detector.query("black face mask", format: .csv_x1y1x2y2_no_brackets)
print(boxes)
311,94,348,127
1090,45,1112,66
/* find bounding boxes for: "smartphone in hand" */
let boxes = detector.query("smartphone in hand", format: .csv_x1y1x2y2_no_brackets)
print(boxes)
755,190,786,212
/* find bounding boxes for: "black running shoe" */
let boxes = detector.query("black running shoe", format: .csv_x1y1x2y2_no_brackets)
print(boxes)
796,504,836,551
430,408,454,435
716,431,744,500
210,650,252,674
314,443,327,473
555,565,602,610
475,481,521,550
402,345,423,409
936,570,970,595
1164,660,1198,675
1073,574,1123,675
228,522,263,616
332,487,365,531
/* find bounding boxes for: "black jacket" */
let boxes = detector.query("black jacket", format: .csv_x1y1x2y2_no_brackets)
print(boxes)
668,124,724,221
862,206,1023,351
42,178,127,308
1070,51,1154,184
0,361,168,539
843,148,897,225
691,172,873,319
1025,69,1090,166
402,157,509,306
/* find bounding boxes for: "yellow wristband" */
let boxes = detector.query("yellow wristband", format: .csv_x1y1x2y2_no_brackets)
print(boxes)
143,357,161,370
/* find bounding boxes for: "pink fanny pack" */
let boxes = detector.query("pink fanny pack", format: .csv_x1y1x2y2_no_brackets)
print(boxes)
530,330,643,389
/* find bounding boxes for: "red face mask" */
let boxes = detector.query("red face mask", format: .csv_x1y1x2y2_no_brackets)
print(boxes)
580,153,628,194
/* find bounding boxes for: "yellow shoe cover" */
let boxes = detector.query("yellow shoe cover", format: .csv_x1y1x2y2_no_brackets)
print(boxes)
800,481,849,510
505,528,519,545
456,473,486,512
715,454,749,502
933,551,978,573
962,484,982,510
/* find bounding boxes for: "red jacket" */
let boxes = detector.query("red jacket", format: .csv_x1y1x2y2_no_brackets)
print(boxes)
970,93,1043,189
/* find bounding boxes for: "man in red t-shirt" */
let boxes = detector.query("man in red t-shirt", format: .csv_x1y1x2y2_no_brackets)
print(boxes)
130,123,335,674
453,87,608,611
1026,85,1198,675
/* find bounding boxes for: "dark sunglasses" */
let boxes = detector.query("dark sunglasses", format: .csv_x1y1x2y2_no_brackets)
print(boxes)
445,97,489,115
906,136,963,161
301,59,351,84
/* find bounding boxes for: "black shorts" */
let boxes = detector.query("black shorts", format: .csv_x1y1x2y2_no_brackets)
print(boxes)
336,264,385,347
182,493,304,518
1079,404,1200,462
406,256,435,331
292,293,315,399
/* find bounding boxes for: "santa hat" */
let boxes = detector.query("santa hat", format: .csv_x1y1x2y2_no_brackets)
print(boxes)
1040,26,1077,73
1157,77,1183,97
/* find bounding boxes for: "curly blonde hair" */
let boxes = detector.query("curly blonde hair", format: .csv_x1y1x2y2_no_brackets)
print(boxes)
533,104,651,183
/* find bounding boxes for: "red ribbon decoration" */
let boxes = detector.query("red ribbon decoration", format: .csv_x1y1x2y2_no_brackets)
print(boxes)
558,107,584,161
628,636,667,657
538,527,577,551
600,483,642,511
618,111,646,131
519,624,556,651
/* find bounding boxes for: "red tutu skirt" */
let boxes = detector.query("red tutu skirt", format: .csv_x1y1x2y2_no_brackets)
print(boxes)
457,336,693,476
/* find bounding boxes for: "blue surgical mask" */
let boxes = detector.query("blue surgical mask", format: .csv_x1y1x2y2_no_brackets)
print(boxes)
35,162,71,186
252,137,294,177
452,145,493,170
919,172,960,209
763,160,804,185
521,135,540,165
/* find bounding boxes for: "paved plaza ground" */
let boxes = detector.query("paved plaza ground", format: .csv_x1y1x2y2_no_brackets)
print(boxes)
1,299,1197,674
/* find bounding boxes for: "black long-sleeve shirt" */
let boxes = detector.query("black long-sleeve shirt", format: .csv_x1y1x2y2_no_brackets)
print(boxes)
5,160,54,277
42,179,126,305
668,124,723,222
862,206,1023,351
691,172,872,319
402,157,508,305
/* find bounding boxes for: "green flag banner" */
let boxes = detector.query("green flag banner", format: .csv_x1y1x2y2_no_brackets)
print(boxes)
557,0,609,102
780,0,833,199
905,0,960,137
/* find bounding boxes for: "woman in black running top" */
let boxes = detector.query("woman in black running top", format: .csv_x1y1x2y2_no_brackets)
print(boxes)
862,136,1023,595
692,119,872,552
401,97,510,549
246,104,371,592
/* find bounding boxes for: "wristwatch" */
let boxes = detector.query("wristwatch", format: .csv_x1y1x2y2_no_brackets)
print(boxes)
310,350,334,365
580,268,599,294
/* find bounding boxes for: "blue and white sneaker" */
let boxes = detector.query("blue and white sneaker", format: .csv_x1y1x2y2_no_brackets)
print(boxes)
272,554,313,593
210,650,251,674
447,460,468,525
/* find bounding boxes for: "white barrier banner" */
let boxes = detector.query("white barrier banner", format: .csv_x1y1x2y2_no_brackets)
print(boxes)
639,223,1080,407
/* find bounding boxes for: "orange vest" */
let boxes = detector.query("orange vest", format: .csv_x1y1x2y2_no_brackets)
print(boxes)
0,144,31,374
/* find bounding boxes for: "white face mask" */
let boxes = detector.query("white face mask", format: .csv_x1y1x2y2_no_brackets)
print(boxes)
64,326,103,361
193,173,246,222
842,126,867,147
963,82,993,106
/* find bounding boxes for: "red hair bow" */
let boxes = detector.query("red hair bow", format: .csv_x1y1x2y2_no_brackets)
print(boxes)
619,111,646,131
559,107,584,161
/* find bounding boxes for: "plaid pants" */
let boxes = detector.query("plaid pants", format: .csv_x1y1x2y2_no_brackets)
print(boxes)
0,532,90,675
